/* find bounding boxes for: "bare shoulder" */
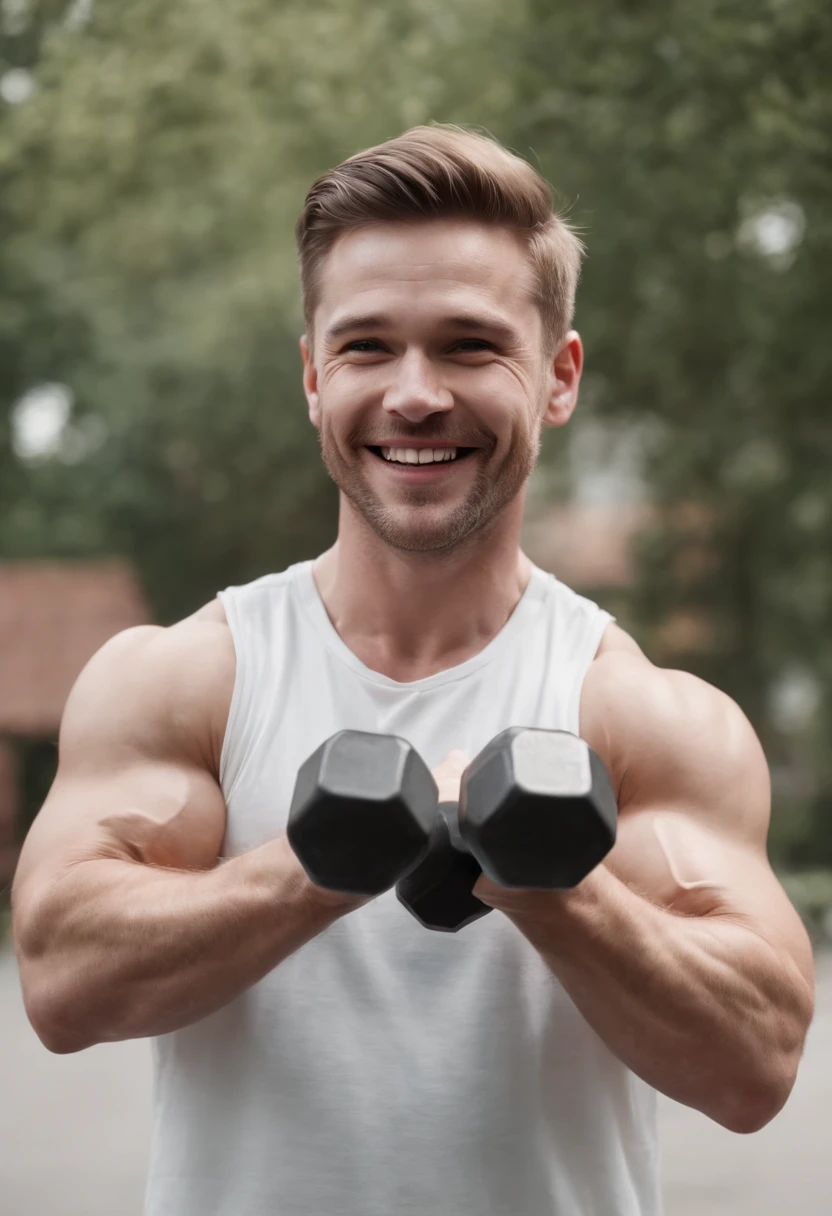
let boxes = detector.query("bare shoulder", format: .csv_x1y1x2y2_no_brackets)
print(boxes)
185,596,229,625
594,619,647,660
60,605,235,778
580,627,814,989
580,634,768,843
13,609,237,906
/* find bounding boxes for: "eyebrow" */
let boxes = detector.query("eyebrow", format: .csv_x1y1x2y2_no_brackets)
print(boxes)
323,312,521,345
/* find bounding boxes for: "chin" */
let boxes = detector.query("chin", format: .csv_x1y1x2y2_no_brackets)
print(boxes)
365,504,493,555
378,529,465,555
332,462,522,554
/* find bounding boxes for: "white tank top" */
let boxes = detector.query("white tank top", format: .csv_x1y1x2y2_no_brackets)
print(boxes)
144,560,661,1216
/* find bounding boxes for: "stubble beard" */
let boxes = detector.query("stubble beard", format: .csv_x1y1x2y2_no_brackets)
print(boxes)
318,410,542,555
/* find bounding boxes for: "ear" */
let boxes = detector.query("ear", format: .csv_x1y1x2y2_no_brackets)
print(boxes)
300,335,320,427
542,330,583,429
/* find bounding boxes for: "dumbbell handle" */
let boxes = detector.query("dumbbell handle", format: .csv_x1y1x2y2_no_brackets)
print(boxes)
436,801,470,854
395,802,492,933
437,802,492,918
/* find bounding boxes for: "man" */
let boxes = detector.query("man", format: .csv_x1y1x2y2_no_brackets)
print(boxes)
12,126,814,1216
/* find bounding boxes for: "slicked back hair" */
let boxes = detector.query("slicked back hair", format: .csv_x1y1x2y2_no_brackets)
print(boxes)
295,125,584,354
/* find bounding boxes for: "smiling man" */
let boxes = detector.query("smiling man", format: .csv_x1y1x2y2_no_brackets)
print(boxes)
12,127,815,1216
306,220,555,564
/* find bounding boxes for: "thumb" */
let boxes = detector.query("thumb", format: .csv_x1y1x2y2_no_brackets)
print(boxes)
432,749,470,804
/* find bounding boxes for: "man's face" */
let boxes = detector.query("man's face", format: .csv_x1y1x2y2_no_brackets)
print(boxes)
302,219,579,554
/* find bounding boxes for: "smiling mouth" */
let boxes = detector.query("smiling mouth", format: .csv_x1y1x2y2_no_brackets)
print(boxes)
367,446,477,466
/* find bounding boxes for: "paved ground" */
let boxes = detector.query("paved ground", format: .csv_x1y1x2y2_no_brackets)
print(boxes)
2,945,830,1215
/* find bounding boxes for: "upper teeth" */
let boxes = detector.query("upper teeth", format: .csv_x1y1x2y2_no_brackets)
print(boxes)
381,447,459,464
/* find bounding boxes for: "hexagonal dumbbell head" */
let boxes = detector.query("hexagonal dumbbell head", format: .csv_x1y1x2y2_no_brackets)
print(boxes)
287,730,438,896
396,804,493,933
458,727,618,889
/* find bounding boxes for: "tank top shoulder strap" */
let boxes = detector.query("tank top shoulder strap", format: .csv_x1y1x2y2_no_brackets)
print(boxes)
534,568,615,735
216,563,308,803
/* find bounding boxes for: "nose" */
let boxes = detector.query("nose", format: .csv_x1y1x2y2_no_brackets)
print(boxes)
382,350,454,424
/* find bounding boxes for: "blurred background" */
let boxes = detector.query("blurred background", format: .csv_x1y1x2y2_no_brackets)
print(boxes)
1,0,831,1211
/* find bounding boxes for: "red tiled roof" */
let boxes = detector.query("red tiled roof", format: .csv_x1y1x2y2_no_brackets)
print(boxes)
0,561,152,736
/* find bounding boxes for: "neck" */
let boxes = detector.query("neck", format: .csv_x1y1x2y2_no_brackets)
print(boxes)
312,496,533,682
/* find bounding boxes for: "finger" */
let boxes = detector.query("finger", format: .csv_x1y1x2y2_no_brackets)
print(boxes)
436,750,469,776
432,752,469,805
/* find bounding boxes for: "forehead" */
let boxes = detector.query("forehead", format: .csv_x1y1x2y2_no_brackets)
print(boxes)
315,219,538,328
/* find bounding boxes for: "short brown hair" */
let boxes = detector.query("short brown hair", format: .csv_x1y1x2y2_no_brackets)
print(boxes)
295,124,584,352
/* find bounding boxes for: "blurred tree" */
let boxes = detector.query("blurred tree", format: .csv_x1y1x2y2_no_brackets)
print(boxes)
2,0,831,867
0,0,60,546
506,0,832,861
0,0,520,620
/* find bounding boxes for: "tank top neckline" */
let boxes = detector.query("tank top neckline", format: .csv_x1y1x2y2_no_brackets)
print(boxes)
293,559,551,692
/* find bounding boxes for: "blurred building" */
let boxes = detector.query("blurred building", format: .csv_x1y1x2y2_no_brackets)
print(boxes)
0,561,151,884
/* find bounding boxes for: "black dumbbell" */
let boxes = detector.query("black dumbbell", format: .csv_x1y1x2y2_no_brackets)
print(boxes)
395,802,492,933
287,730,439,896
396,727,618,931
460,727,618,888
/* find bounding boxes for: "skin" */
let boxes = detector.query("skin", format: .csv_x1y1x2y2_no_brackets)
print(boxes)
300,221,580,679
11,218,814,1136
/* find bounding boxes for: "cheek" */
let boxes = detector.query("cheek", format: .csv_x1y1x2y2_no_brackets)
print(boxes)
323,359,388,390
320,366,388,424
319,370,367,417
485,400,541,458
461,365,540,425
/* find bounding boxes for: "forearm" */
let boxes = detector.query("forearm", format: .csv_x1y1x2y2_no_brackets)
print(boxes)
14,835,360,1053
484,866,814,1132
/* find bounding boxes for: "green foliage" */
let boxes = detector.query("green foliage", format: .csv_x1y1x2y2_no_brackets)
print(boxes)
1,0,831,865
0,0,520,618
505,0,832,863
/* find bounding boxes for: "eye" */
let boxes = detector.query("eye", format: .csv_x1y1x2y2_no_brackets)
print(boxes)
343,339,384,353
452,339,495,353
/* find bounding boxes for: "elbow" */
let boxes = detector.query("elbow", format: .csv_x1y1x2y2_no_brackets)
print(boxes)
22,987,95,1055
717,1096,780,1135
715,983,813,1135
713,1070,796,1135
34,1019,93,1056
17,962,98,1055
14,910,101,1053
27,996,98,1055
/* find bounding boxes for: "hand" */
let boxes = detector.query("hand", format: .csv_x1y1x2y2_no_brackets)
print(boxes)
430,750,470,806
429,751,506,910
429,750,572,914
471,871,505,907
471,870,564,913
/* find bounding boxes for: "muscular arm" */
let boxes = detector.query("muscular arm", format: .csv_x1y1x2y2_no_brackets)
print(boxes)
474,646,816,1134
11,614,361,1055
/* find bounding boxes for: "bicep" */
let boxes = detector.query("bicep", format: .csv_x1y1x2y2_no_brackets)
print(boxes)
608,807,813,987
16,757,226,890
584,654,814,989
13,625,230,910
